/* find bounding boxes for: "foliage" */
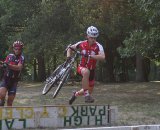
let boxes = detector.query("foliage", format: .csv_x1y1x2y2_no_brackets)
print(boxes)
0,0,160,81
22,0,107,67
21,0,75,70
118,0,160,62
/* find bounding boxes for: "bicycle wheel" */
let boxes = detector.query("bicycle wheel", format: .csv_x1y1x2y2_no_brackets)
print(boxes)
42,64,64,95
52,66,71,98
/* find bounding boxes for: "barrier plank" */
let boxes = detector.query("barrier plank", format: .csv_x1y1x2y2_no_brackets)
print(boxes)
0,105,117,130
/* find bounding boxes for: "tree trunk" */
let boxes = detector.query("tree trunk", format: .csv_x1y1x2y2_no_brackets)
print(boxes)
37,53,46,81
119,58,128,82
33,58,38,81
136,53,144,82
143,58,150,82
105,39,115,82
96,64,104,82
136,53,150,82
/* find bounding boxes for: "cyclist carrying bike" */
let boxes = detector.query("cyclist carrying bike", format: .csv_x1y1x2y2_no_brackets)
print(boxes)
67,26,105,104
0,41,25,106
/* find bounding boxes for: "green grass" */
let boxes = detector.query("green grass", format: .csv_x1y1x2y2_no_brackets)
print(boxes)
14,81,160,126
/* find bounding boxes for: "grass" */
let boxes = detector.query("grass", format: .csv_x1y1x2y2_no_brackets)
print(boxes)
13,81,160,126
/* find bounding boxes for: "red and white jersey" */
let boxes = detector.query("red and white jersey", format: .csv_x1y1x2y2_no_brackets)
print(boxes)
74,40,104,70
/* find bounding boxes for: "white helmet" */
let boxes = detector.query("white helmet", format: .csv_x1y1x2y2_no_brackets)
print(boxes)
13,40,24,49
86,26,99,38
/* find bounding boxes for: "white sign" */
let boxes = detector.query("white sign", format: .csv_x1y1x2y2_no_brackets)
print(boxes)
0,105,117,130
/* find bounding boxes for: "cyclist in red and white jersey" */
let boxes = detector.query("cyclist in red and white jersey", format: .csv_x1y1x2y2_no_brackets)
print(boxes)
0,41,25,106
67,26,105,104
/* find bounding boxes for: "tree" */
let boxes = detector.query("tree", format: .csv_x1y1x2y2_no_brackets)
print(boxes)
0,0,42,80
22,0,74,81
118,0,160,81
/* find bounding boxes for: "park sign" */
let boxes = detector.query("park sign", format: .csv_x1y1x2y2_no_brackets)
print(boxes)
0,105,117,130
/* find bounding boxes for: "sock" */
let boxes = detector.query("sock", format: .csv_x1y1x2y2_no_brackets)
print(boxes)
75,91,81,97
84,89,89,97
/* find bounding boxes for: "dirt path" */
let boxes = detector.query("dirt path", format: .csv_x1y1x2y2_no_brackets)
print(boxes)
14,81,160,126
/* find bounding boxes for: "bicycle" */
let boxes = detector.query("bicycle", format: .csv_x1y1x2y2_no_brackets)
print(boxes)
42,44,82,98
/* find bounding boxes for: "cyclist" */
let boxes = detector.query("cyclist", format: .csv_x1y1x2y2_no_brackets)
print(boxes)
67,26,105,104
0,41,25,106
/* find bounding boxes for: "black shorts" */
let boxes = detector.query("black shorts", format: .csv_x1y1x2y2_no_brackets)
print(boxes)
0,77,18,95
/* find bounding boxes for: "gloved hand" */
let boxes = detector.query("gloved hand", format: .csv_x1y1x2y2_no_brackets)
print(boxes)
66,57,72,62
82,53,91,58
2,62,8,68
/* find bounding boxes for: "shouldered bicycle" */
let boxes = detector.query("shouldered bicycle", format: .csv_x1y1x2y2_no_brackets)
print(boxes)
42,44,86,98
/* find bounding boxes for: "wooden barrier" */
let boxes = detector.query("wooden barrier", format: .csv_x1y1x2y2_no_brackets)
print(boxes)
0,105,118,130
60,125,160,130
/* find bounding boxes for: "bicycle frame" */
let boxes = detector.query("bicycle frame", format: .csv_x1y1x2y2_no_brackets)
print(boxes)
42,45,80,97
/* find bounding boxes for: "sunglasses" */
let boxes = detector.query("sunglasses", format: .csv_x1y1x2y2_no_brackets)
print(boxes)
14,48,22,51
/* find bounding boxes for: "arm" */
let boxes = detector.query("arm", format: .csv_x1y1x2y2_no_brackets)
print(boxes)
8,63,23,71
0,62,22,70
4,54,24,71
90,53,105,61
90,43,105,61
66,42,81,58
66,44,76,58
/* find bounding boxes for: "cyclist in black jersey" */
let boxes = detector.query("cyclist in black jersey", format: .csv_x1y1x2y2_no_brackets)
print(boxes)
0,41,25,106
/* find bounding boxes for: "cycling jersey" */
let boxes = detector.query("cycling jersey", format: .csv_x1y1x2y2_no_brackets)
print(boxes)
74,40,104,70
3,53,25,79
0,53,24,95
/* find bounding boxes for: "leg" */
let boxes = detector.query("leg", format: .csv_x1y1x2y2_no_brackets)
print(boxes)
88,85,94,94
0,79,8,106
84,70,95,103
7,94,16,106
81,67,90,90
74,80,94,96
77,69,95,95
80,67,91,97
7,81,18,106
76,86,94,96
88,80,95,94
0,87,7,106
74,67,90,96
69,67,93,104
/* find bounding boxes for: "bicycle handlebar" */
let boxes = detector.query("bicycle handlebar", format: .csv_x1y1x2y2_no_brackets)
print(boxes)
64,44,80,56
64,44,91,68
69,47,80,54
66,44,91,59
0,61,8,69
